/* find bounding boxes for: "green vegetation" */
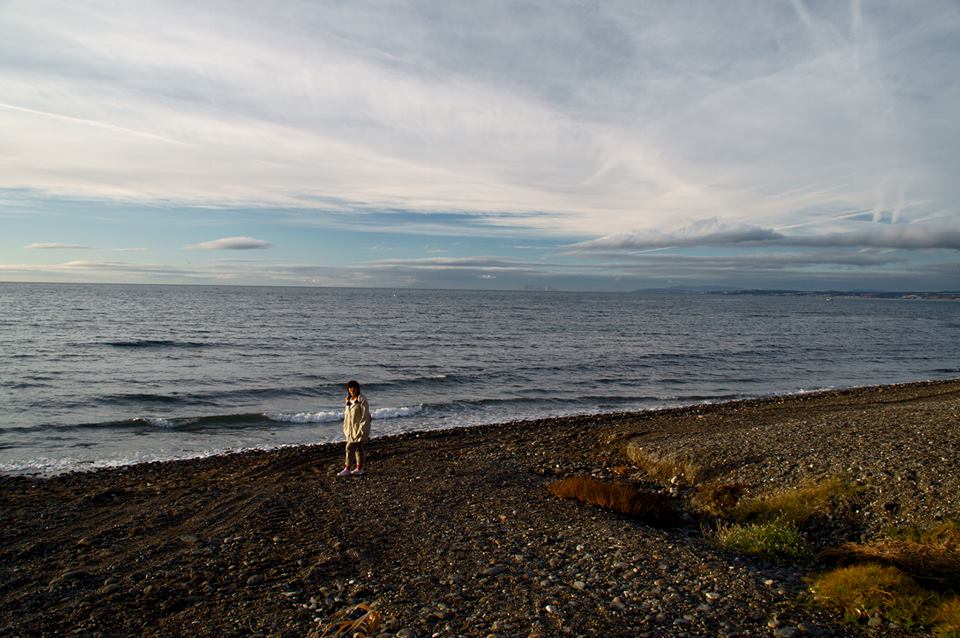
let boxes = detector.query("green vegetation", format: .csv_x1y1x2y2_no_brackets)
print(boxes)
715,518,812,562
624,441,702,486
934,596,960,637
731,477,859,526
810,564,940,629
811,522,960,634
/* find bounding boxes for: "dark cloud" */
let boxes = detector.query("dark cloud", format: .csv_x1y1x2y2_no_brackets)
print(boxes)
185,237,273,250
573,218,960,252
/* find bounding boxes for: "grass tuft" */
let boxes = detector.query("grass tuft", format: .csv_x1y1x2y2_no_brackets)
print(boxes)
715,518,812,562
732,477,859,526
810,564,940,629
935,596,960,637
823,520,960,591
548,475,679,526
624,441,702,486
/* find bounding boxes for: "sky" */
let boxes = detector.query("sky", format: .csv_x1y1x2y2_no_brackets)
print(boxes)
1,0,958,291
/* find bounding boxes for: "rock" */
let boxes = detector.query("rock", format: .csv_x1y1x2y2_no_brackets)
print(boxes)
610,597,626,611
704,591,720,601
544,605,558,614
774,627,799,638
796,622,827,636
246,574,265,585
572,581,586,590
867,616,883,628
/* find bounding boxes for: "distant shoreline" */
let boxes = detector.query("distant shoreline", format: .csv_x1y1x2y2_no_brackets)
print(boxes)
2,279,958,299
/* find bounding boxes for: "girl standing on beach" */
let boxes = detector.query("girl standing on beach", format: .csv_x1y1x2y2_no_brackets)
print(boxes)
338,380,371,477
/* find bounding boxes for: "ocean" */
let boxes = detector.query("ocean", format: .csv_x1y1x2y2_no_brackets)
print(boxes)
1,283,958,476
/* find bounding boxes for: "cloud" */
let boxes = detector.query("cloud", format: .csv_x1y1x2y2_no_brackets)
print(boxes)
780,223,960,250
185,236,273,250
572,218,960,252
572,218,783,250
364,256,535,271
0,1,958,237
24,242,93,250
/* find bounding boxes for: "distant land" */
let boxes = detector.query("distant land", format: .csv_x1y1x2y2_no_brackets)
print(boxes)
632,286,960,301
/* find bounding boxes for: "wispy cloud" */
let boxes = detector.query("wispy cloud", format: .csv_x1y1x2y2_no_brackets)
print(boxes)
365,256,536,271
24,242,93,250
185,237,273,250
0,1,957,237
1,1,957,291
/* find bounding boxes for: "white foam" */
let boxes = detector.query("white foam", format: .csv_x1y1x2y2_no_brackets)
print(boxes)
373,405,423,419
134,416,177,428
266,404,423,424
266,410,342,424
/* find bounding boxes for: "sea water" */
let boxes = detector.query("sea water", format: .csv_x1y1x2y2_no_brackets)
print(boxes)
1,283,958,475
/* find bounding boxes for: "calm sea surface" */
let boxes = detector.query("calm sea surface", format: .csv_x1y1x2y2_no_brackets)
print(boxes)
1,283,958,475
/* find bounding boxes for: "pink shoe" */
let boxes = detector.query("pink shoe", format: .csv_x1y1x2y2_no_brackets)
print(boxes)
336,467,352,477
350,467,365,476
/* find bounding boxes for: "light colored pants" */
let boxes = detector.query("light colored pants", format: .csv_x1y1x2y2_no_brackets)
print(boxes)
345,442,366,468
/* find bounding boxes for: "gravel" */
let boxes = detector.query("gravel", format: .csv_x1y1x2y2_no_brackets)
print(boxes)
1,379,957,637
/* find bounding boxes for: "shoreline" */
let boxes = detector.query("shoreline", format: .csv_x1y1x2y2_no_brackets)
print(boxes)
2,378,959,637
6,376,959,480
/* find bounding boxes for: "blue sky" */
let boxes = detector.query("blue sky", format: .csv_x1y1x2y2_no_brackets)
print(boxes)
1,1,958,291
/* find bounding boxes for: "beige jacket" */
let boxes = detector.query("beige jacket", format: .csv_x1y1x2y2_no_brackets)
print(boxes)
343,394,372,443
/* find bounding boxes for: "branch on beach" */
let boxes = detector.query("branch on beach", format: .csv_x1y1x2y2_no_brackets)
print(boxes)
547,475,681,527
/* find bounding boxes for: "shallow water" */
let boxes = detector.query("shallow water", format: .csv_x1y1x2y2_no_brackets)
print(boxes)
1,283,958,475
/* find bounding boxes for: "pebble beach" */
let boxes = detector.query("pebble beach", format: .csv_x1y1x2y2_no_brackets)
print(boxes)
2,379,959,637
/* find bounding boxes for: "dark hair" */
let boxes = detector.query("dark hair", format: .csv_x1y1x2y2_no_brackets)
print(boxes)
345,380,360,393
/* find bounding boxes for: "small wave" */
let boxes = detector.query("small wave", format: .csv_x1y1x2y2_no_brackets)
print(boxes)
374,405,423,419
101,339,214,349
266,404,424,424
266,410,341,424
98,392,208,406
132,416,197,428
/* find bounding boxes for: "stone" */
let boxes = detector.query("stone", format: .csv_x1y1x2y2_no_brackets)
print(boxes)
774,627,799,638
246,574,265,585
795,621,827,636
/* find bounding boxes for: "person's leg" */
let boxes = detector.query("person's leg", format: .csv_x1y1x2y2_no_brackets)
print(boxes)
358,444,366,469
338,443,355,476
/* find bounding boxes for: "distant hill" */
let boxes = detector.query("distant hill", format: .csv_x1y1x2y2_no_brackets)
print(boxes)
630,287,960,300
